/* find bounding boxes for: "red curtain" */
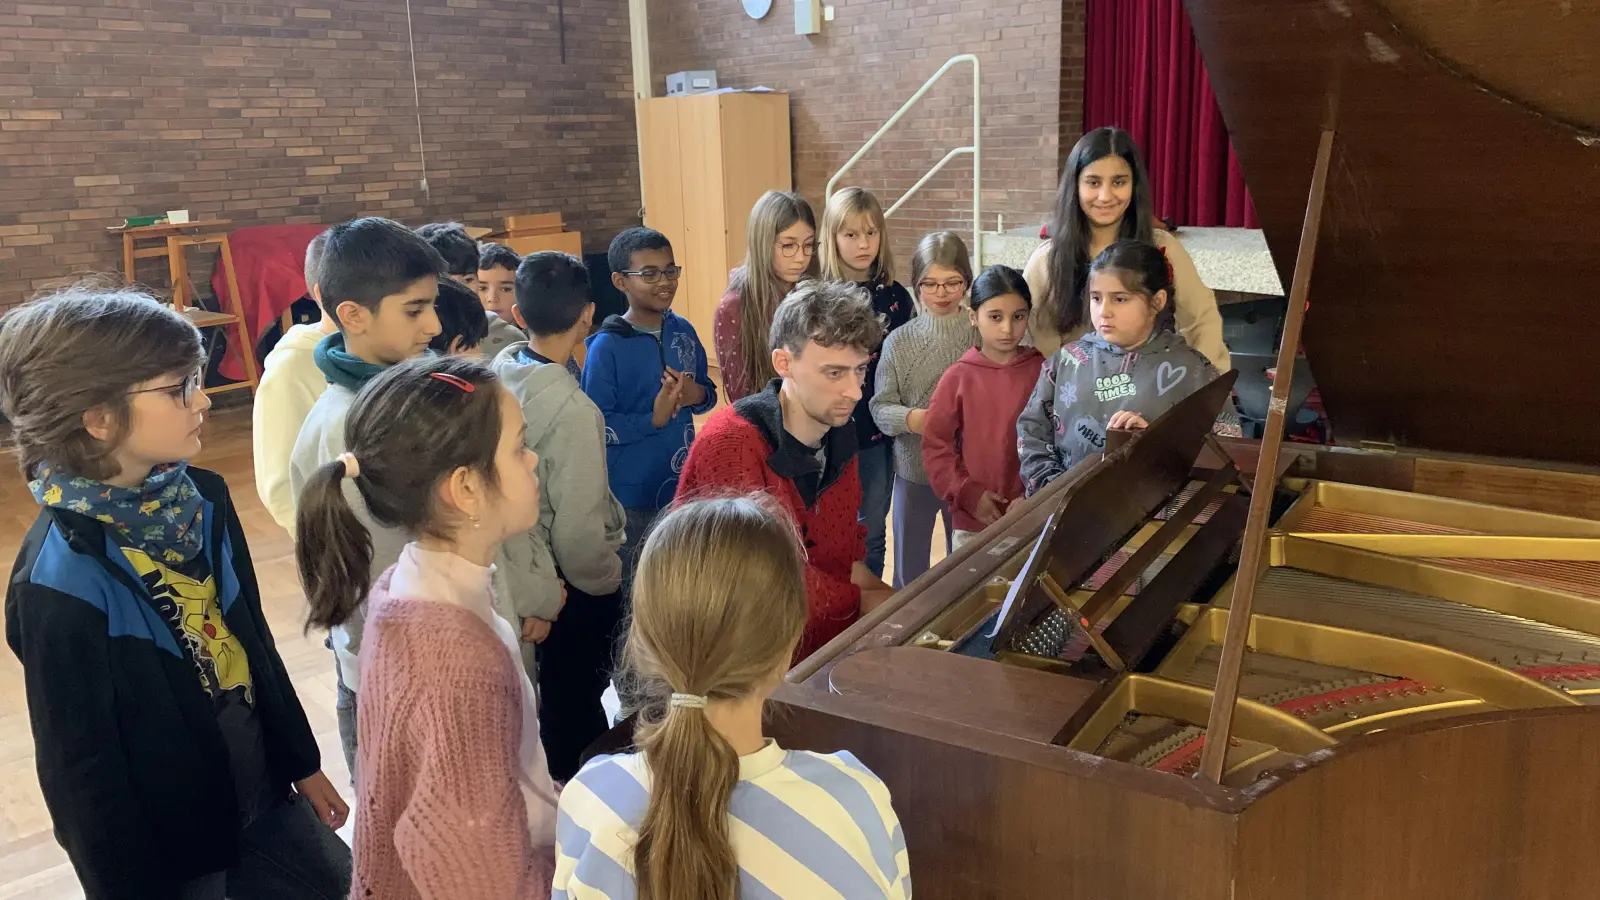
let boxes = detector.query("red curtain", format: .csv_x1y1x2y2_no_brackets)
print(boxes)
1083,0,1258,228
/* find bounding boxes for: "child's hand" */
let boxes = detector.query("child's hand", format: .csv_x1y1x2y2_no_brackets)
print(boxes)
652,370,686,429
521,616,554,644
1107,411,1150,430
905,408,928,434
294,771,350,830
677,371,707,408
974,490,1010,526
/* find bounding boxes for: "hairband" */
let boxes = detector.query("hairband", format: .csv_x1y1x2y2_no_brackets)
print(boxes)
430,372,475,392
669,692,708,710
336,452,360,480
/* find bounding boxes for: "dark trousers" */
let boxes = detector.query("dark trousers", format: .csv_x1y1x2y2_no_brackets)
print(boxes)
536,578,625,782
174,794,352,900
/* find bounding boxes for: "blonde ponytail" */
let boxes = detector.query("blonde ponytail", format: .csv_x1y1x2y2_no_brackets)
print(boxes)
624,495,808,900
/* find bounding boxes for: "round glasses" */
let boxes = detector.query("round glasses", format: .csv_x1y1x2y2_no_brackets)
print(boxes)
776,240,817,259
127,369,204,408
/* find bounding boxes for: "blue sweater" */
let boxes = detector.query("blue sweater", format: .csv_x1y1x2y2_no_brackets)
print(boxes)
581,311,717,509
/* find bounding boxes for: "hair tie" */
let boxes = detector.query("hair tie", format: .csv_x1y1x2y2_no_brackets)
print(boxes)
336,452,360,480
669,692,708,710
430,371,476,392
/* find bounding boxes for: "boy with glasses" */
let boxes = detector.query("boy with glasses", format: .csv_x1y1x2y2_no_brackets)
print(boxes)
581,228,716,605
0,286,351,899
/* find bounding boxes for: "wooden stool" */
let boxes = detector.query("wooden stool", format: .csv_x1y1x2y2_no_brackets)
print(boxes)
111,220,260,396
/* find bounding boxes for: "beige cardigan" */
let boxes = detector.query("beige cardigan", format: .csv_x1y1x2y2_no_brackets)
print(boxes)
1022,229,1231,372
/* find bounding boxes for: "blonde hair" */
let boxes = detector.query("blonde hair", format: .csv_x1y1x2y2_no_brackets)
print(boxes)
729,191,817,390
909,230,974,297
819,187,895,285
624,495,808,900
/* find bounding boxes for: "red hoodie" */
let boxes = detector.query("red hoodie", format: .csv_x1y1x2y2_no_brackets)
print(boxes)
921,347,1046,533
674,382,866,661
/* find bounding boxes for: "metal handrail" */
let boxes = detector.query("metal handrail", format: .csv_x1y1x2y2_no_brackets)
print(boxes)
826,54,981,243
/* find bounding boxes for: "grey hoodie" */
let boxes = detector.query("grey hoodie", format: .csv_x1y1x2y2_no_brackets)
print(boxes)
288,383,410,693
1017,329,1218,494
491,342,626,623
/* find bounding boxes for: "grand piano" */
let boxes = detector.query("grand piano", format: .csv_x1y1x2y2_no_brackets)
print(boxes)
769,2,1600,897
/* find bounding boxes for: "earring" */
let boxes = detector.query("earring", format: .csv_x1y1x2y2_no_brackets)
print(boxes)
471,515,481,530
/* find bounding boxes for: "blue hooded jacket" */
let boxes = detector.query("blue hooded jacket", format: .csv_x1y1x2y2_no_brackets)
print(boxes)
581,310,717,509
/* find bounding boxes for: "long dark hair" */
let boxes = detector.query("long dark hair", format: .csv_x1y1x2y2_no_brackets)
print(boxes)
1087,240,1178,335
623,495,808,900
1044,127,1155,335
297,355,504,630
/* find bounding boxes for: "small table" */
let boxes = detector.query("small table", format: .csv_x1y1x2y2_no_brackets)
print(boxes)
108,219,260,396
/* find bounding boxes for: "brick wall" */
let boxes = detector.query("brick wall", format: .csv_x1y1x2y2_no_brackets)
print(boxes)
0,0,640,310
649,0,1084,279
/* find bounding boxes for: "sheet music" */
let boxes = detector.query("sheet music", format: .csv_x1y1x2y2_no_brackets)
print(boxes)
988,513,1055,638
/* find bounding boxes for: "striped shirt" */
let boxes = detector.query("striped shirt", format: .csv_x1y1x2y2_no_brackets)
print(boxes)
554,741,911,899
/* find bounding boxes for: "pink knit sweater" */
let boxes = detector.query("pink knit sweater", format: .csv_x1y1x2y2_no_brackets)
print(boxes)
352,546,558,900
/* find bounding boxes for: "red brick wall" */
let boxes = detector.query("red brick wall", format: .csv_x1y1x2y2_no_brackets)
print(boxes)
0,0,640,310
649,0,1084,281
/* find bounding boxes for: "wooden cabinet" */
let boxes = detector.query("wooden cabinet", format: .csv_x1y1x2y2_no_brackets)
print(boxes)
636,92,791,366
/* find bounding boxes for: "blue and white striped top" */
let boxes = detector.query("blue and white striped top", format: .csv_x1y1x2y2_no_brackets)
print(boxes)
554,741,911,899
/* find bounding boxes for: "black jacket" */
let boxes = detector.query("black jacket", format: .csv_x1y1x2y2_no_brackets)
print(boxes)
4,466,321,899
853,280,916,449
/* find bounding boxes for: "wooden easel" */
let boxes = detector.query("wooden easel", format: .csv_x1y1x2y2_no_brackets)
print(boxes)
111,220,260,397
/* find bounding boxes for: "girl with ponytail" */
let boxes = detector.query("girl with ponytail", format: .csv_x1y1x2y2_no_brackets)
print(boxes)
554,495,912,899
295,355,559,898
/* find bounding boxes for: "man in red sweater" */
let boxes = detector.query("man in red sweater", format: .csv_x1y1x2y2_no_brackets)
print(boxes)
675,280,894,660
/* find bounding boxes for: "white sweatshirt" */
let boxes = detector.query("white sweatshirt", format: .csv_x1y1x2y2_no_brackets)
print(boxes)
253,323,330,532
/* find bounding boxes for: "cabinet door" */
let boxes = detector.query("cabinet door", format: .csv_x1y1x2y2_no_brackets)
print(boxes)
718,93,793,277
638,98,686,259
676,94,727,365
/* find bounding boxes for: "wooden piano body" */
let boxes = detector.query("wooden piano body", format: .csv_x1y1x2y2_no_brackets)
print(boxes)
769,1,1600,897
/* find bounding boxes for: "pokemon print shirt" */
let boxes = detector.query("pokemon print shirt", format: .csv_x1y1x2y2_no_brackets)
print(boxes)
120,543,278,824
1017,329,1218,495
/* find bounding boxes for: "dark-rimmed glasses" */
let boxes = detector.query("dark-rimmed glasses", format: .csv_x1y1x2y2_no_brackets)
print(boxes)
620,265,684,284
127,369,203,408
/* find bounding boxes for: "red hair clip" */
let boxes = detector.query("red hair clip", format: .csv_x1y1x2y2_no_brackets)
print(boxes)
1157,245,1175,284
429,372,476,392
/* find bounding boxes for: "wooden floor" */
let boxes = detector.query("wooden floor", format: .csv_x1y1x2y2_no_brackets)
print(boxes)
0,402,940,897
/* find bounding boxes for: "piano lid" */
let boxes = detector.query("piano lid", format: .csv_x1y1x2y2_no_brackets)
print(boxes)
1185,0,1600,466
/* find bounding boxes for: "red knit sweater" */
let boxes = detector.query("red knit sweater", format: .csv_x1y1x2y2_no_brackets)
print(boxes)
922,347,1046,533
674,389,866,661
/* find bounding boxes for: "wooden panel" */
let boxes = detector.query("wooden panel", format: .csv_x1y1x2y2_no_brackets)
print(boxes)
824,646,1101,743
769,689,1242,900
637,98,686,257
1236,708,1600,899
717,92,793,272
504,232,582,258
676,94,727,364
1413,458,1600,522
503,212,565,234
1185,0,1600,465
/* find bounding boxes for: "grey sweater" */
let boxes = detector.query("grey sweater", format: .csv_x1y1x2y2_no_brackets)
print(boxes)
288,383,410,694
490,343,627,624
869,310,975,485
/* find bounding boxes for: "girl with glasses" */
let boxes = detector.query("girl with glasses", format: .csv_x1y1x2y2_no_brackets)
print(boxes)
713,191,819,402
869,231,975,587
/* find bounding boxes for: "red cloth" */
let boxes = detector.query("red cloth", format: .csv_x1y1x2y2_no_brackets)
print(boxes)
1083,0,1258,228
211,224,326,381
674,404,866,662
921,348,1046,533
712,287,757,403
